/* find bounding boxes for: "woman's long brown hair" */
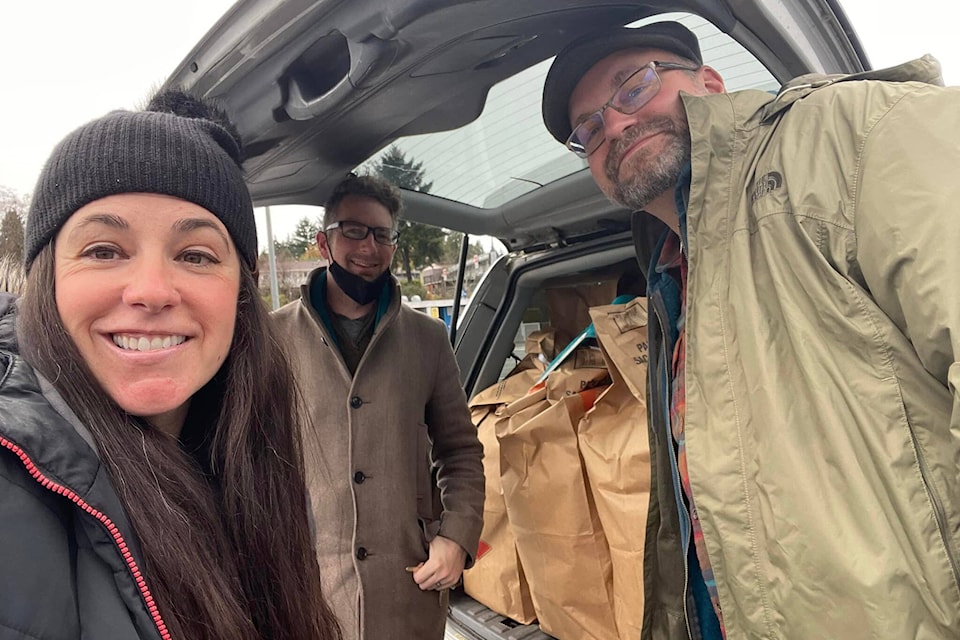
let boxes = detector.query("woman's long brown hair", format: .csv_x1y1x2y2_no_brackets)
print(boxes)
18,244,341,640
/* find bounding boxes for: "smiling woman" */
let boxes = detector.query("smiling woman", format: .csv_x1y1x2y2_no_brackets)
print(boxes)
0,92,341,640
53,195,241,437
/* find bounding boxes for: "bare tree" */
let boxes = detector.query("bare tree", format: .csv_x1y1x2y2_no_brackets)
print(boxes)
0,253,25,295
0,185,28,212
0,185,28,261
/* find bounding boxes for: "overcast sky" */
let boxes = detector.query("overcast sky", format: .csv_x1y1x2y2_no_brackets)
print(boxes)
2,0,956,246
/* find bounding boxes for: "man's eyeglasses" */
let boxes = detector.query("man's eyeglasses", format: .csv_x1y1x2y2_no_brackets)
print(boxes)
566,60,701,158
325,220,400,246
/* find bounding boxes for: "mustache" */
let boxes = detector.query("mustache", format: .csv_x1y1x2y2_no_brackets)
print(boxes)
604,117,680,179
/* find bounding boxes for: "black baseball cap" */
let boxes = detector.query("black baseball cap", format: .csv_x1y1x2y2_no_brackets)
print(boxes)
542,21,703,144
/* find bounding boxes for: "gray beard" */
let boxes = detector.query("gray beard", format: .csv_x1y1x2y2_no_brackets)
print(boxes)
604,116,691,211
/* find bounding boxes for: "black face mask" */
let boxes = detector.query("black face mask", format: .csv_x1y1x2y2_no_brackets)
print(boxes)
328,259,390,305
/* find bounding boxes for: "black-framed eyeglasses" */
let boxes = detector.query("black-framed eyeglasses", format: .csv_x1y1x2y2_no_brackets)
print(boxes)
325,220,400,246
566,60,701,158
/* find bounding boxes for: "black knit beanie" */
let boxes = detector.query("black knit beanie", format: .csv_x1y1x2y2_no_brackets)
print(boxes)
24,91,256,270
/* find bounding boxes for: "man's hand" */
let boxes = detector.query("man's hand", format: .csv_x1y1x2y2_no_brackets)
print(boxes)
411,535,468,591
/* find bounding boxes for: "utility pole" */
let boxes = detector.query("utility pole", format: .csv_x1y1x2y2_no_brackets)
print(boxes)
264,206,280,310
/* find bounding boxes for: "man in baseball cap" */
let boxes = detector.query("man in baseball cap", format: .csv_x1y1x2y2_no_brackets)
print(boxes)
541,19,960,640
542,21,723,230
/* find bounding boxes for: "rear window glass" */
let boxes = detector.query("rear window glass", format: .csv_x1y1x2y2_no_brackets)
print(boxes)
361,12,778,209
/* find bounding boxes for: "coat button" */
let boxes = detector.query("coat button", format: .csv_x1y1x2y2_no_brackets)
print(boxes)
350,396,363,409
356,546,368,560
353,471,366,484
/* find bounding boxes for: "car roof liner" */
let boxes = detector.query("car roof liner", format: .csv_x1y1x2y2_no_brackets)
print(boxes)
166,2,732,195
163,0,864,246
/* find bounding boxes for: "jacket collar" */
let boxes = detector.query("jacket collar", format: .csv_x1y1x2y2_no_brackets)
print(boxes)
0,293,17,354
761,55,943,122
1,302,103,492
302,267,399,348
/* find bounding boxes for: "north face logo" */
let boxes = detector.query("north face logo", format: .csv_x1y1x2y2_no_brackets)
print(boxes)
751,171,783,201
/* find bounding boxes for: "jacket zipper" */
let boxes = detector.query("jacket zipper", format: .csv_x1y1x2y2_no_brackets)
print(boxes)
907,428,960,590
650,290,695,640
1,436,172,640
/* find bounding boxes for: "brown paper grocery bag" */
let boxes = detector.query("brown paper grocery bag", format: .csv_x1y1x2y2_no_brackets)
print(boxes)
498,353,619,640
464,368,542,623
504,328,556,379
546,280,617,352
588,298,649,402
581,298,651,639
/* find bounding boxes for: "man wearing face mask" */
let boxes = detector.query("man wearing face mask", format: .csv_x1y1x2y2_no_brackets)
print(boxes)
273,173,484,640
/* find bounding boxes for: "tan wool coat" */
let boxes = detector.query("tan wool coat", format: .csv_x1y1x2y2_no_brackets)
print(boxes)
272,270,484,640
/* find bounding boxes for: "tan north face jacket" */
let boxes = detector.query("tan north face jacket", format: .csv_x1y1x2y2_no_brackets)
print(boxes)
640,56,960,639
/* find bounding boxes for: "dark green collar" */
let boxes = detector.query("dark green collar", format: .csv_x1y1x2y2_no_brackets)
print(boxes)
309,269,392,348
